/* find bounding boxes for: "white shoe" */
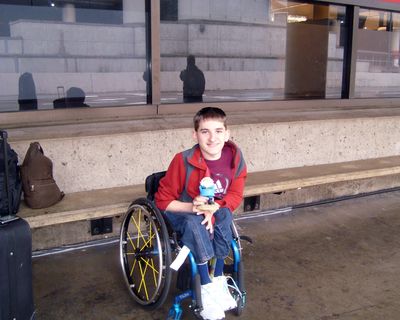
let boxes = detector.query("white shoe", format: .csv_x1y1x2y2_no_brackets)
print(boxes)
212,276,237,311
200,282,225,320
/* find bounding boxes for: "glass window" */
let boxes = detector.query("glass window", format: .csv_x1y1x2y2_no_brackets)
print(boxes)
355,9,400,98
159,0,347,104
0,0,147,112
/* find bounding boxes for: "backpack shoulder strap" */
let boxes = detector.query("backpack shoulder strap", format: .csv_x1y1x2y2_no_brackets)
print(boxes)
22,142,43,166
179,147,196,202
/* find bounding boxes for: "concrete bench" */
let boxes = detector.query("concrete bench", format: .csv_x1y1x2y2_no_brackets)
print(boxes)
18,155,400,229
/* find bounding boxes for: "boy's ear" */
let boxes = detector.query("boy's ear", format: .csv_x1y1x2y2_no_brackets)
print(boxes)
192,129,198,142
225,129,230,142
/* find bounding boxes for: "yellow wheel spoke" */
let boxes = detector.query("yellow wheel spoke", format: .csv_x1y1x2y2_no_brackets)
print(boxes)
140,257,159,275
126,231,136,250
137,208,141,248
129,258,137,277
131,209,147,248
138,257,158,294
149,220,153,247
138,260,149,300
140,232,156,251
150,258,158,287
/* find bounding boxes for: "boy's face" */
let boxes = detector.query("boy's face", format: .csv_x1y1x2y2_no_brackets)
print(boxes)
193,118,230,160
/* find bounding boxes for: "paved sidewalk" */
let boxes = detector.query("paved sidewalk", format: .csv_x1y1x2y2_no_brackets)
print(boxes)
33,190,400,320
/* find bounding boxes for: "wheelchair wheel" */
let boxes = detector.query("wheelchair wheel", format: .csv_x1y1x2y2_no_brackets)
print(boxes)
224,222,246,316
223,222,243,286
120,197,172,309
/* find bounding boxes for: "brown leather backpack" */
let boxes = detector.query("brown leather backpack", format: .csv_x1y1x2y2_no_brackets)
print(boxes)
21,142,64,209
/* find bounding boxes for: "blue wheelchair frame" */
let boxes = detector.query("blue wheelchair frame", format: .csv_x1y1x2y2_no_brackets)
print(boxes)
119,171,248,319
167,237,244,320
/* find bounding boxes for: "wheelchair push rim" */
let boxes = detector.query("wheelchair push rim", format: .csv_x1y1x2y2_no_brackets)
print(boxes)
119,198,172,309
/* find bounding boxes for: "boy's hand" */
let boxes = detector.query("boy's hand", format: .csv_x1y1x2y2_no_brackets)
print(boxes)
198,210,214,234
192,195,209,210
192,195,219,213
192,195,219,234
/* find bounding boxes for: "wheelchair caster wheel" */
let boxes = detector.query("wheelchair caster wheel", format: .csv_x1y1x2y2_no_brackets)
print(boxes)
234,291,246,316
167,304,183,320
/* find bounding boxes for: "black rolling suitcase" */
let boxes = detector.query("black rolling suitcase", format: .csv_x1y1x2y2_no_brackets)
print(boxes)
0,130,35,320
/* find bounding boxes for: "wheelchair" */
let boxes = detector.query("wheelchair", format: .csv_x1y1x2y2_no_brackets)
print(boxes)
119,171,249,319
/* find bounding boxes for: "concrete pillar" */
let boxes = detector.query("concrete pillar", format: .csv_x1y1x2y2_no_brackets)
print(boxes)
123,0,145,24
391,29,400,67
62,3,76,23
284,5,329,99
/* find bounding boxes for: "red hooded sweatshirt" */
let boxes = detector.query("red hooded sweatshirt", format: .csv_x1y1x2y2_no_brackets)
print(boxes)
155,140,247,212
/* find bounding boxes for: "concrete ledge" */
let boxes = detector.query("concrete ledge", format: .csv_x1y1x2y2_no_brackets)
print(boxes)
245,156,400,195
18,155,400,229
19,185,145,228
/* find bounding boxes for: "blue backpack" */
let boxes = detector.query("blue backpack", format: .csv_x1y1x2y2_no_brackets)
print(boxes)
0,130,22,217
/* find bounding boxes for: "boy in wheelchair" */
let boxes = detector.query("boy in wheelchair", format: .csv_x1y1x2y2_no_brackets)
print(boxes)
155,107,247,320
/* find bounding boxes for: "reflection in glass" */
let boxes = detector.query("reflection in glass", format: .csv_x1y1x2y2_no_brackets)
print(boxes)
0,1,147,112
18,72,38,111
180,55,205,103
160,0,346,104
53,87,89,109
355,9,400,98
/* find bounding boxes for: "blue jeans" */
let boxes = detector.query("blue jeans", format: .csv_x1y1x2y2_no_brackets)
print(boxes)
163,207,233,264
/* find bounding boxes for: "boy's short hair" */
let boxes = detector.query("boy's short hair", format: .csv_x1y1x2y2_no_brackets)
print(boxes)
193,107,227,131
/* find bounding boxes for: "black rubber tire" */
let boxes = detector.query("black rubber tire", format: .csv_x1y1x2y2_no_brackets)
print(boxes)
119,198,172,309
193,273,202,310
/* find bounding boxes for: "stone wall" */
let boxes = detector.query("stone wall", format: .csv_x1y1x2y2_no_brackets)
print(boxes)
9,20,145,57
9,115,400,194
177,0,269,25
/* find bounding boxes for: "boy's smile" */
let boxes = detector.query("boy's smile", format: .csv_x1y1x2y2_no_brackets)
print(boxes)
193,118,230,160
